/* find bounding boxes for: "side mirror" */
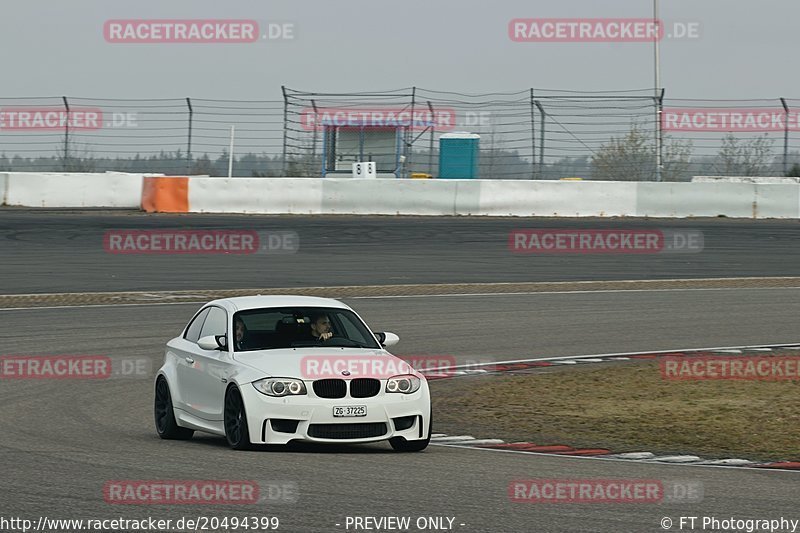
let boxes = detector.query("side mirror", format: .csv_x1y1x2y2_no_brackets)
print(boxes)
375,331,400,347
198,335,226,351
215,334,228,350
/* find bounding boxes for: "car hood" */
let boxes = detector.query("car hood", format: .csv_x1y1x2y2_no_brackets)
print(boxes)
232,347,420,381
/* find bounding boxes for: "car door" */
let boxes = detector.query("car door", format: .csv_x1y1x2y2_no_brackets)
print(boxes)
172,307,210,413
187,306,232,421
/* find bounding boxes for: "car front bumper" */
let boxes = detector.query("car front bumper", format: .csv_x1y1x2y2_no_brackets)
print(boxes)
239,381,431,445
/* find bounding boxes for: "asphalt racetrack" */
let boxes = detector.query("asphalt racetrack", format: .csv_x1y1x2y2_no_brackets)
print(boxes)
1,211,799,533
0,210,798,294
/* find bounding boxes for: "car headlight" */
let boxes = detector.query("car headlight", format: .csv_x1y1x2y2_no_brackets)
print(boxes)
252,378,307,397
385,374,421,394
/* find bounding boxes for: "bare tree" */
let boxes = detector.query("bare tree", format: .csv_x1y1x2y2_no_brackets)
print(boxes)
479,122,502,179
662,137,693,182
591,124,654,181
591,124,694,181
714,133,775,176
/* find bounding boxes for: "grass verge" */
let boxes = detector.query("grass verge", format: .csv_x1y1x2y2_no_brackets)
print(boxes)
430,352,800,461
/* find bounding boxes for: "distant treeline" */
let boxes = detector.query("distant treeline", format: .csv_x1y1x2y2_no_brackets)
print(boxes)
1,147,797,180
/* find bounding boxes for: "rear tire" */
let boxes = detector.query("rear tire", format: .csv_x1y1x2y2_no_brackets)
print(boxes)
154,377,194,440
224,386,252,450
389,414,431,452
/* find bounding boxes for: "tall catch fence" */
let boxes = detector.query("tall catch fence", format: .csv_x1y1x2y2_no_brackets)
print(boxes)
0,97,284,176
1,89,799,180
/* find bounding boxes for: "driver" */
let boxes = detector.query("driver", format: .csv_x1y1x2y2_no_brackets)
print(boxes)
308,312,333,341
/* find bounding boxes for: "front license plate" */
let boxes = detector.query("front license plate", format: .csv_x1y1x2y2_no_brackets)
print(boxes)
333,405,367,417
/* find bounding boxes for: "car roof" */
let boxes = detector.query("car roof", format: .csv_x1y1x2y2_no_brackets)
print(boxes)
208,295,352,312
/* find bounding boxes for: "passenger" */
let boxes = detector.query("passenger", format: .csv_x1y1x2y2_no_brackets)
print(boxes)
234,316,249,350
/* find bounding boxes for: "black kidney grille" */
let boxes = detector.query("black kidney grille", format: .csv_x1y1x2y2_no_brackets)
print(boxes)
350,378,381,398
308,423,388,439
313,379,346,399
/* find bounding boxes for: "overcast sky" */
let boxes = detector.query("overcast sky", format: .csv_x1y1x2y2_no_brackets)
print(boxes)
0,0,795,100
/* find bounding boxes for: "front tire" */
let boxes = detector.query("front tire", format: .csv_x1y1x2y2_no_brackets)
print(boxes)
389,414,431,452
224,386,252,450
154,377,194,440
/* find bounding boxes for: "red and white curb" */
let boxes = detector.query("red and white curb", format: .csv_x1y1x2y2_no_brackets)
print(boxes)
423,342,800,471
429,434,800,471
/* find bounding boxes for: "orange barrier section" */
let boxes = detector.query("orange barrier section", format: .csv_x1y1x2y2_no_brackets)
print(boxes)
141,176,189,213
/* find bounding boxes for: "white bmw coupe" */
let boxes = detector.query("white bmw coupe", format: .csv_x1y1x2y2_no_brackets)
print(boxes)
154,296,431,451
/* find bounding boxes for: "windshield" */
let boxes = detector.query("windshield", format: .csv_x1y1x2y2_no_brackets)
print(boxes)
232,306,381,351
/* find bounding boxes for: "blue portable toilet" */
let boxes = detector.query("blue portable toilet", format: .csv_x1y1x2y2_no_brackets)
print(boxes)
438,132,480,179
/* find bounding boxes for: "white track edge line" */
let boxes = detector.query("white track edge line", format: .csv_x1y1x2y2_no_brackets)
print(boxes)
353,286,800,299
1,276,797,298
419,342,800,373
0,301,203,312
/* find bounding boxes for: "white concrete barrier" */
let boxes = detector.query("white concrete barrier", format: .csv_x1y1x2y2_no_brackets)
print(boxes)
321,178,481,215
693,176,800,184
189,178,483,216
3,172,799,218
0,173,7,206
184,177,800,218
754,183,800,218
478,180,637,217
635,182,800,218
189,177,324,214
4,172,148,208
636,182,756,218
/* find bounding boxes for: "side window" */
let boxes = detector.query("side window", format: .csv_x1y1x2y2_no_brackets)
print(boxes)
184,308,210,343
337,313,370,345
199,307,228,340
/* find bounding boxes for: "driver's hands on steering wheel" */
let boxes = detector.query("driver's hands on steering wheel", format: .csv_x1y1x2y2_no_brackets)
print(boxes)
317,332,333,341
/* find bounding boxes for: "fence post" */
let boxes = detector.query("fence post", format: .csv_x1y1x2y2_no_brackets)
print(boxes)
405,87,416,179
656,89,665,181
781,97,789,176
535,101,545,179
427,101,435,176
186,97,193,174
62,96,70,171
281,85,289,176
311,99,318,177
530,88,536,179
